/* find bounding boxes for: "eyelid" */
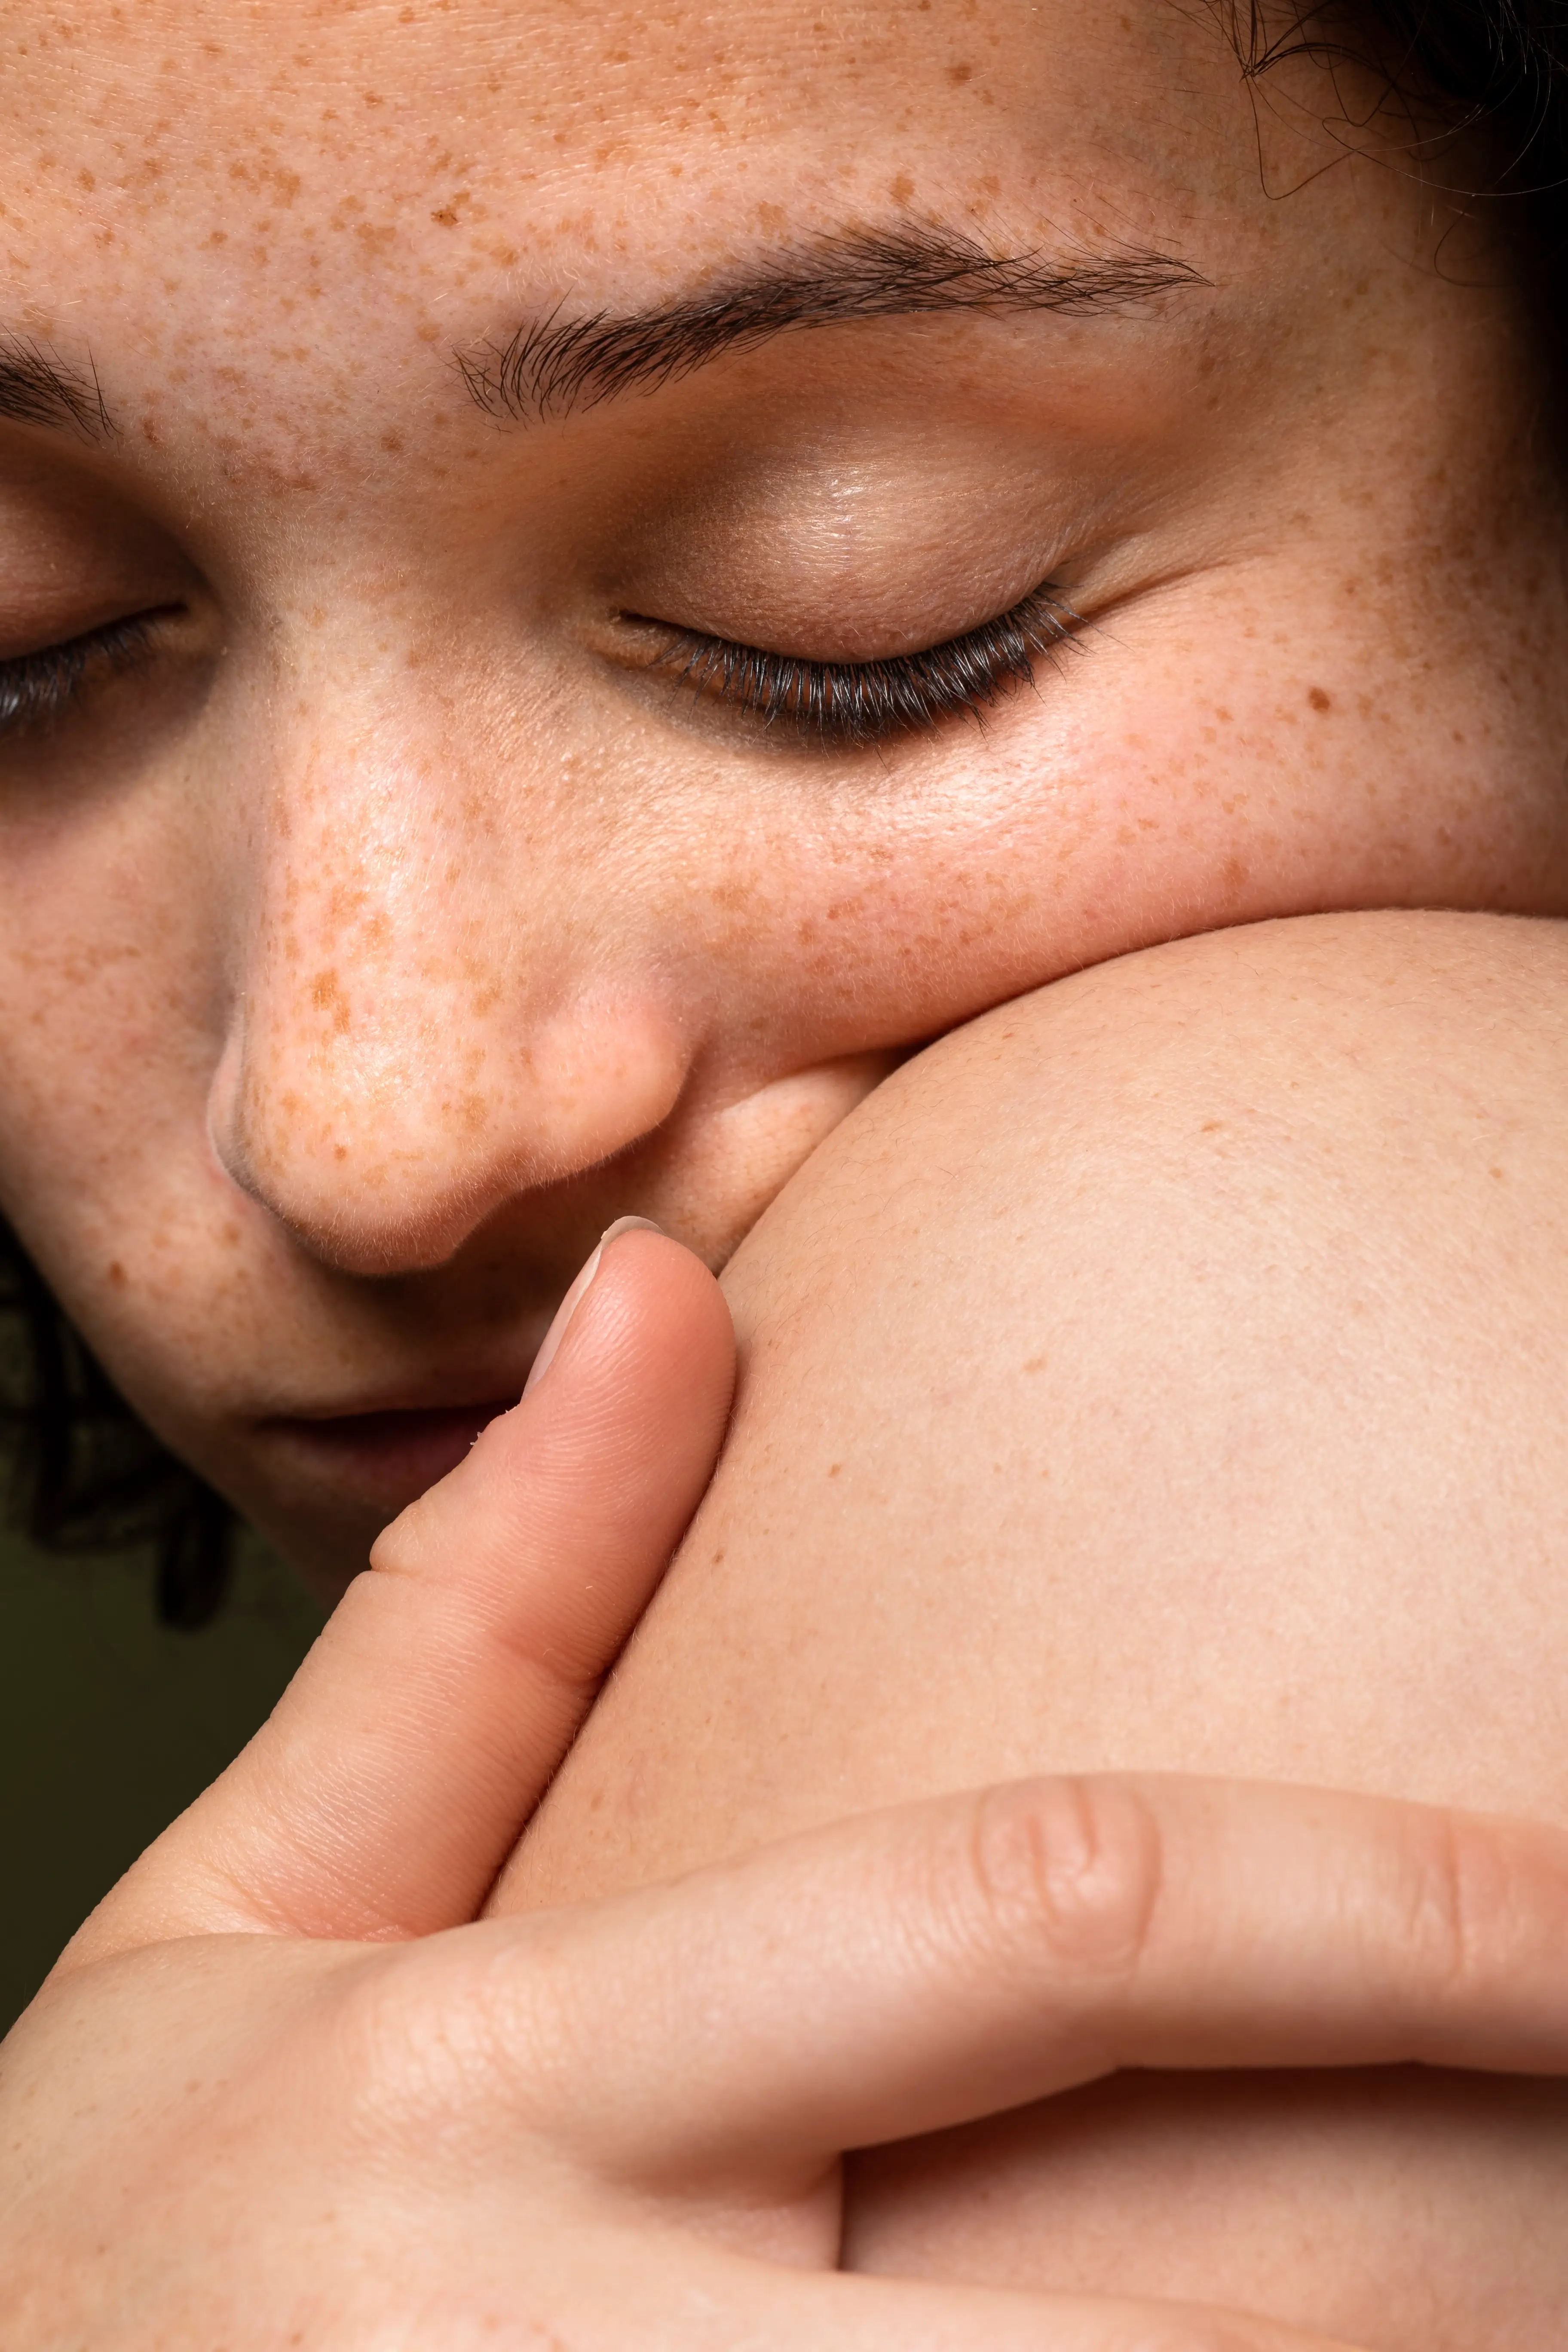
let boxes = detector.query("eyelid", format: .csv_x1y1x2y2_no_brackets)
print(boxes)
626,577,1080,748
0,604,181,739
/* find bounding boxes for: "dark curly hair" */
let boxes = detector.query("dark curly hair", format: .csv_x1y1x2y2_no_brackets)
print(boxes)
1232,3,1568,329
0,1235,235,1627
3,0,1565,1630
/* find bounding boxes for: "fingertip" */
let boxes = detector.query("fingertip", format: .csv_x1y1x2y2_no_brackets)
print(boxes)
497,1222,735,1459
374,1218,733,1604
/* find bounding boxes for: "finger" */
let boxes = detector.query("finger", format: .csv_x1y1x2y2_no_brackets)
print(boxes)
784,2276,1368,2352
610,2237,1369,2352
71,1229,734,1961
497,1773,1568,2181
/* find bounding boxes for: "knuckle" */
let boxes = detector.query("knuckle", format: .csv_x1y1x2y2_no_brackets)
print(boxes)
959,1773,1164,1978
323,1947,442,2107
1399,1808,1496,2000
322,1936,543,2142
366,1509,423,1579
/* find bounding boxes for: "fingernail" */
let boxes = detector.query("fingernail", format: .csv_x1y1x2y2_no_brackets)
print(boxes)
522,1216,665,1396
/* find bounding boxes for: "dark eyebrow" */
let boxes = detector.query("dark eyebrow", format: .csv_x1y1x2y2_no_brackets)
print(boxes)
0,333,113,439
458,224,1205,423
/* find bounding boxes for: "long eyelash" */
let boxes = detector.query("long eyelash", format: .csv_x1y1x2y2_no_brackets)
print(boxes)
0,612,163,739
644,581,1079,747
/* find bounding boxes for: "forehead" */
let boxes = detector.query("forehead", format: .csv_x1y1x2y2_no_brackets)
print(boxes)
0,2,1280,437
3,0,1221,216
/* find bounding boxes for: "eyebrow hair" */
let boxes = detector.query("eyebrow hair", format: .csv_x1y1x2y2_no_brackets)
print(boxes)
0,334,112,439
458,224,1206,424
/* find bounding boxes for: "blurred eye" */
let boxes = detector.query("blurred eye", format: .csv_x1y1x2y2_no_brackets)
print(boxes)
0,608,177,740
630,579,1078,747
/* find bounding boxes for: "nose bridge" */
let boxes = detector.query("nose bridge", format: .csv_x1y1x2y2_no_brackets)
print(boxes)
210,705,688,1274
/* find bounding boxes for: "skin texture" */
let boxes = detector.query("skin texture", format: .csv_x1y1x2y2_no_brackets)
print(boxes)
0,1,1565,1596
10,1228,1568,2352
19,1225,1568,2351
503,912,1568,2349
5,3,1568,2336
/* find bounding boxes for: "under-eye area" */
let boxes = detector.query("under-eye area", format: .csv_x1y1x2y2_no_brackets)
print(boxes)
620,579,1080,748
0,607,183,740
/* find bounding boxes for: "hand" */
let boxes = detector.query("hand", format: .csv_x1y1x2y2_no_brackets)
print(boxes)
4,1229,1567,2350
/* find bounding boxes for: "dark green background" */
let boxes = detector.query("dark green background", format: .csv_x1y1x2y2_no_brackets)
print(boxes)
0,1518,319,2032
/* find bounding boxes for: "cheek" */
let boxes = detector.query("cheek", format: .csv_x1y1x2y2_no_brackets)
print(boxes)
0,802,248,1396
755,580,1568,1047
725,725,1295,1047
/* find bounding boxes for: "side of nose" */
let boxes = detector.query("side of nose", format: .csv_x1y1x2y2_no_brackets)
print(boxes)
206,732,692,1275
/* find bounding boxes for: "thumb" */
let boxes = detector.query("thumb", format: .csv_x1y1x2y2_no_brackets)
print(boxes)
68,1226,734,1962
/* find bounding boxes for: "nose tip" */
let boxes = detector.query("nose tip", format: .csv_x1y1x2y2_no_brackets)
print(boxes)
209,984,690,1275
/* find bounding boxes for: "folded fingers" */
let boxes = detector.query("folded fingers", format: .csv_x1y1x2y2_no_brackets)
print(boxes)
494,1772,1568,2182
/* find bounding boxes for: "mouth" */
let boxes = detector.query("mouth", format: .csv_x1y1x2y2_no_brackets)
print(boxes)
262,1398,520,1503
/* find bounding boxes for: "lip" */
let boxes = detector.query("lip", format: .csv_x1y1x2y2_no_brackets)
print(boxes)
262,1397,521,1503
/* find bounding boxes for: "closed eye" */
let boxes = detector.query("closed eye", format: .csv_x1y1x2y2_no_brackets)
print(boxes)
628,578,1080,748
0,608,177,740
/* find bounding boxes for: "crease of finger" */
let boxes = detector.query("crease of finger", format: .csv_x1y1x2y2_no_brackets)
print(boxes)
656,2240,1378,2352
491,1773,1568,2189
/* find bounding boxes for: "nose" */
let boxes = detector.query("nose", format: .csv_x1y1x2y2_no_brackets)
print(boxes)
206,710,692,1276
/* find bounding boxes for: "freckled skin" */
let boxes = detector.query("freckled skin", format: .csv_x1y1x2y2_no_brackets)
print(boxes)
0,0,1565,1603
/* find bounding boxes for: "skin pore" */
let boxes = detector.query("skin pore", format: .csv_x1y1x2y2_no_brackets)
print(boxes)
0,0,1567,1602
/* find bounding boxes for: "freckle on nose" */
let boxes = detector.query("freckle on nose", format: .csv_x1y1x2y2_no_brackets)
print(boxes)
309,968,351,1031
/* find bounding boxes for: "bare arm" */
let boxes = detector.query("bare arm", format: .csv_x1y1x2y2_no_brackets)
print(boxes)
500,909,1568,2350
18,1217,1560,2350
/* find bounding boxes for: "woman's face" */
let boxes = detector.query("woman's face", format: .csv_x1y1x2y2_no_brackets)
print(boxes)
2,0,1565,1594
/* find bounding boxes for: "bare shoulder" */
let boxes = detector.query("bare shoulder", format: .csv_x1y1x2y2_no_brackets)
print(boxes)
745,904,1568,1262
507,910,1568,1911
